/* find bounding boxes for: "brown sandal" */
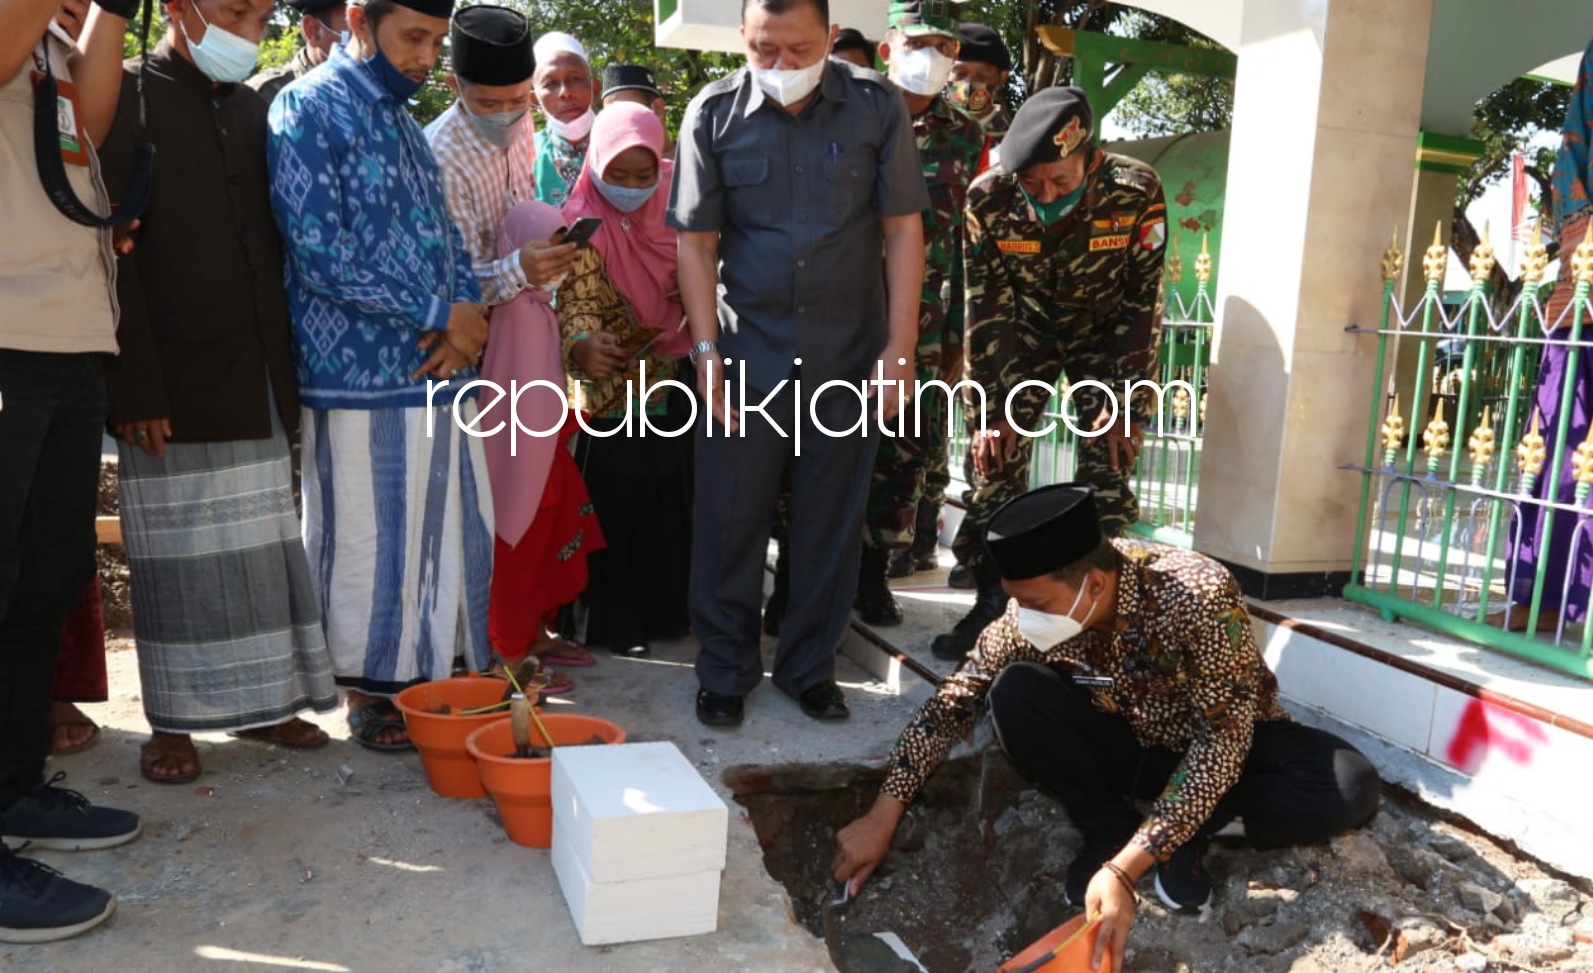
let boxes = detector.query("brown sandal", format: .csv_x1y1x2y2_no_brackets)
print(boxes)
140,734,201,785
229,717,330,750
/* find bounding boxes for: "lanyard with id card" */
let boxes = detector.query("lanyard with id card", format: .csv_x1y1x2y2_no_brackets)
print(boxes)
29,1,156,228
31,56,90,168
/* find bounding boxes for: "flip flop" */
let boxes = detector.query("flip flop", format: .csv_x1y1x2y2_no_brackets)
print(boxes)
50,719,101,757
229,718,331,750
347,700,413,752
538,670,577,695
540,639,596,668
140,738,201,785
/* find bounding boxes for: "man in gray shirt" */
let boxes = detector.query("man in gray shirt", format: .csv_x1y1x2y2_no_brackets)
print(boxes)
670,0,928,727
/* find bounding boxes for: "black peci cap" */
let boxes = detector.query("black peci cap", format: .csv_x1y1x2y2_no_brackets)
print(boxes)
601,63,662,100
985,483,1103,581
450,5,534,86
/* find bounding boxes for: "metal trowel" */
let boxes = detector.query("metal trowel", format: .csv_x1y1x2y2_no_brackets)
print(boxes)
820,880,927,973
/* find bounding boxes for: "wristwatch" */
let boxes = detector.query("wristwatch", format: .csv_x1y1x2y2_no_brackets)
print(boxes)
688,340,718,365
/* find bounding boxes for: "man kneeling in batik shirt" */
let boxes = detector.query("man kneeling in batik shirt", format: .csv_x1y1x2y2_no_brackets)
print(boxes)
833,482,1382,971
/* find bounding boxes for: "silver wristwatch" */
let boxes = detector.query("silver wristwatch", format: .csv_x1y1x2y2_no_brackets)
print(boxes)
688,340,718,365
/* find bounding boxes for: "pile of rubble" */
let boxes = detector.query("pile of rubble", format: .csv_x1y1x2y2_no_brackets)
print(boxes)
734,754,1592,973
1119,796,1592,973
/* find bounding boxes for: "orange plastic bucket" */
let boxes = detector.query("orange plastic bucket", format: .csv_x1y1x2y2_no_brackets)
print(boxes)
465,714,626,848
393,676,513,798
996,914,1108,973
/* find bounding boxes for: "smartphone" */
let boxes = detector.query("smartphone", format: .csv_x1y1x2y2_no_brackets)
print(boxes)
561,217,603,249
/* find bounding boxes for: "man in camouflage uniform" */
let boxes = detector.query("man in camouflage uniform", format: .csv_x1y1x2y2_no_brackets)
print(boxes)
246,0,347,105
947,22,1013,175
933,21,1015,588
856,0,986,626
931,86,1167,660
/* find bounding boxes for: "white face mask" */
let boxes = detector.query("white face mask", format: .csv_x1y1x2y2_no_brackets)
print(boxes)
752,57,827,107
1014,580,1094,650
892,45,954,97
547,107,595,143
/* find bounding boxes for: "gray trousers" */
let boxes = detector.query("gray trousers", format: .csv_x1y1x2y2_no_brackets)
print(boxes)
691,368,880,697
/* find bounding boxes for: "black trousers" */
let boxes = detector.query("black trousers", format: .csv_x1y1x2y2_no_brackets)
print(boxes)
988,662,1381,850
691,366,880,698
0,351,106,812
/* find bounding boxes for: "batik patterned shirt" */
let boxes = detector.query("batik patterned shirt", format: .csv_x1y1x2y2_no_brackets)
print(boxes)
267,45,482,411
879,539,1292,861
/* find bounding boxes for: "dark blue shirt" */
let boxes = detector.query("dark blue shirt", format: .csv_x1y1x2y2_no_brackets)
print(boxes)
668,61,929,392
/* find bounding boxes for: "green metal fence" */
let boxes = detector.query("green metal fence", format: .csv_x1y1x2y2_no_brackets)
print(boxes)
1342,227,1593,682
946,240,1214,548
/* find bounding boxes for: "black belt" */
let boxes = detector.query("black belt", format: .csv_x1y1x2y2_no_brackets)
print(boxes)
31,0,156,228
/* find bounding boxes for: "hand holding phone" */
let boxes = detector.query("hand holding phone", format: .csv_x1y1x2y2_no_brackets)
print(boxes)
560,217,603,249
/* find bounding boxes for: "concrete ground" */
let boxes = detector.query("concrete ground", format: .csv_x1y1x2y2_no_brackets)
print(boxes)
3,633,923,973
12,548,1593,973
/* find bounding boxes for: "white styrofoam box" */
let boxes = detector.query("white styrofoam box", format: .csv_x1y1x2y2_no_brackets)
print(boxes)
551,833,720,945
551,741,728,884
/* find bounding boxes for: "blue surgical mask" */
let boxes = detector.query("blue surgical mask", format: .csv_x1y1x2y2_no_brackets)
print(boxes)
363,42,424,102
181,5,260,84
593,172,658,213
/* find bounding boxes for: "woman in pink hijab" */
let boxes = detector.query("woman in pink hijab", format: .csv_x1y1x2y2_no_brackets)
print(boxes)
483,200,606,690
558,101,692,658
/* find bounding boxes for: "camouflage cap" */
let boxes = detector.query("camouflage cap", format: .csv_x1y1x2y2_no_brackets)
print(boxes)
1001,85,1095,172
887,0,960,39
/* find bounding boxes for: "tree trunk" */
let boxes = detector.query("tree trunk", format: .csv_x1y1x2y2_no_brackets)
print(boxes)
1451,204,1521,317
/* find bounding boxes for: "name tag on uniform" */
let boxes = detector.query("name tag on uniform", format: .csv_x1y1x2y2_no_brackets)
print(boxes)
1089,233,1130,252
997,239,1042,255
31,71,88,167
1072,675,1115,688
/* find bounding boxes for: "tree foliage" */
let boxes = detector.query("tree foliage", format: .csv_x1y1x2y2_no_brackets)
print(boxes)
1107,9,1231,138
1450,78,1571,303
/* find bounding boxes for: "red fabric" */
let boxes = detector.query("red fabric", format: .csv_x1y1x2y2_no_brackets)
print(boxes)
53,578,108,702
1545,213,1591,330
487,413,606,659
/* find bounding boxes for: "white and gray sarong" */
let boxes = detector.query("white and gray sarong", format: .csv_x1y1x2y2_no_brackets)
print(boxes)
118,412,337,734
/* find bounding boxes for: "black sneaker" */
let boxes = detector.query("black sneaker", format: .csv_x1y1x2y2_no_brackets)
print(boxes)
1064,834,1134,908
1154,839,1212,913
0,773,141,852
0,844,115,943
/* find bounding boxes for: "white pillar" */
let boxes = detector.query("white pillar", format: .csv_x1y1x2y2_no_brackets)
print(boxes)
1193,0,1434,596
